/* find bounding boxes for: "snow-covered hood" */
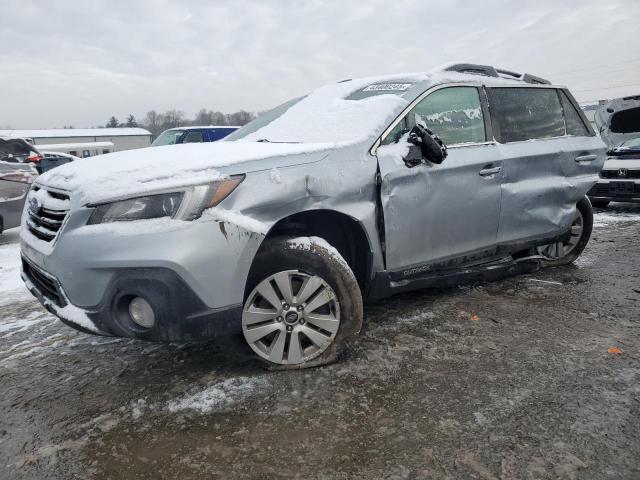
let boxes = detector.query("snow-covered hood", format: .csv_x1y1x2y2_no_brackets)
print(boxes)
37,141,334,205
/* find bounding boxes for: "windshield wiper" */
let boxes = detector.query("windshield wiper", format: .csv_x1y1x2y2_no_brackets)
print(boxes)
256,138,271,143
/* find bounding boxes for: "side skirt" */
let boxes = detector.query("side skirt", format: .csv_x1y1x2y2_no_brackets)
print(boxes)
366,255,541,303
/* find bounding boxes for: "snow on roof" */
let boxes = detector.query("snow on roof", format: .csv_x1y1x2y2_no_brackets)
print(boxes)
36,141,114,150
0,128,151,139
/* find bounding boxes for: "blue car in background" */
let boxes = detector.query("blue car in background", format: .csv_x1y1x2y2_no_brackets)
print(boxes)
151,126,239,146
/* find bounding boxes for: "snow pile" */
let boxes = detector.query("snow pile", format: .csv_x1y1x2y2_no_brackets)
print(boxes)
593,211,640,227
0,311,50,335
0,239,31,307
167,376,269,413
38,141,333,205
53,303,102,334
286,236,350,271
29,187,70,211
202,208,269,235
241,73,429,144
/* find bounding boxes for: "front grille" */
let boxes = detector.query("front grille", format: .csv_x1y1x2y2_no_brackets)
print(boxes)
600,170,640,179
26,186,70,242
22,257,66,307
588,182,640,197
588,184,610,197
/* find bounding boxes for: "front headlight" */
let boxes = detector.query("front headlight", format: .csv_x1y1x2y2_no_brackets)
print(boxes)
87,176,244,225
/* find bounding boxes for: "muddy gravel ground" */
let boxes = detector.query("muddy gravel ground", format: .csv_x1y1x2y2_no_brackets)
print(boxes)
1,204,639,480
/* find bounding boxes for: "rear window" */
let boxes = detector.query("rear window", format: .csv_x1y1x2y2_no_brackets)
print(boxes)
489,88,565,143
559,90,590,136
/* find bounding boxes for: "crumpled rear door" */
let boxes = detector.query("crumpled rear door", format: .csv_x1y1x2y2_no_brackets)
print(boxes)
496,135,605,246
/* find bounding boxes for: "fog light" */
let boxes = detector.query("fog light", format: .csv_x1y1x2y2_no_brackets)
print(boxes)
128,297,155,328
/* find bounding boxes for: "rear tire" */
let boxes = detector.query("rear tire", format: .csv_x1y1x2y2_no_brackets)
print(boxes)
242,236,363,369
537,197,593,267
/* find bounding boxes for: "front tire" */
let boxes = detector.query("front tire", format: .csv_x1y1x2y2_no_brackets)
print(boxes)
242,236,363,369
537,197,593,267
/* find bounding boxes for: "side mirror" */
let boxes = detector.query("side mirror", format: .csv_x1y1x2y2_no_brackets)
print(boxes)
406,124,447,165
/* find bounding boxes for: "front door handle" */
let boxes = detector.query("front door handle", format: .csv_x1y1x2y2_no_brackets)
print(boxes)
479,166,501,177
575,154,597,163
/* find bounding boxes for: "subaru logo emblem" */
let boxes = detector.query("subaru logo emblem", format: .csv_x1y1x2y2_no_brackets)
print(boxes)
618,168,628,177
29,196,42,214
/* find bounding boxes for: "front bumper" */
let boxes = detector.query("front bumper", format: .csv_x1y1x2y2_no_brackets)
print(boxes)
587,179,640,203
22,256,243,340
20,209,263,341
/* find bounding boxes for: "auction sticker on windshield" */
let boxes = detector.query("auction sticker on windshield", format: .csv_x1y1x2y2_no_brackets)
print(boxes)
362,83,413,92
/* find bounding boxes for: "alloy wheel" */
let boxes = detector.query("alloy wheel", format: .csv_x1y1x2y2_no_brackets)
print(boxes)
242,270,341,365
536,209,584,260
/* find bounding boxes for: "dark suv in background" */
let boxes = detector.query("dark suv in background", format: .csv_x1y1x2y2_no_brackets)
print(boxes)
151,126,239,146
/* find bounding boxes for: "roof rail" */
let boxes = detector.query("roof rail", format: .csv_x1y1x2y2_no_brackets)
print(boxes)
444,63,551,85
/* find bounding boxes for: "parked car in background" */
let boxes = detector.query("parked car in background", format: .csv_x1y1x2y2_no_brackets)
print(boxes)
151,126,239,146
595,94,640,147
0,137,43,165
39,151,81,174
20,63,604,369
37,142,114,158
588,137,640,207
0,160,38,234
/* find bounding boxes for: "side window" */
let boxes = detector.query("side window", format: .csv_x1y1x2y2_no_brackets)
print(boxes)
382,86,486,146
489,87,565,143
182,130,204,143
559,90,590,136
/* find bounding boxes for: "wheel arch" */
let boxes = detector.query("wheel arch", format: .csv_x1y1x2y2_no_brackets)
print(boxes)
246,209,374,298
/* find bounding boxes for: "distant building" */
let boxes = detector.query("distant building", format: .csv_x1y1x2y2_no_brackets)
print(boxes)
0,128,152,157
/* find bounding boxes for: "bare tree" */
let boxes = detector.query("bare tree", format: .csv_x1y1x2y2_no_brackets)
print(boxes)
227,110,254,126
160,110,185,130
143,110,161,136
194,109,213,126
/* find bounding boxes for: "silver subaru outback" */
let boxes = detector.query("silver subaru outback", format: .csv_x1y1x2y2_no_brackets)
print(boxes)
20,63,605,368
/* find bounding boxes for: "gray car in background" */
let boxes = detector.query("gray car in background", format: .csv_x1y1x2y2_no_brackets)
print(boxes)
20,63,605,369
0,162,38,234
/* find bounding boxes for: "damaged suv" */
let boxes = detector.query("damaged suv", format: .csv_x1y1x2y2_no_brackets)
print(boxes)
20,63,605,368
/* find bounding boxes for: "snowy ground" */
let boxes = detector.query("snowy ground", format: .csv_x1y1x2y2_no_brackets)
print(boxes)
0,204,639,479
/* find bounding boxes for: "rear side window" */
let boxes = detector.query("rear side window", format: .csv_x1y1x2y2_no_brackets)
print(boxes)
182,130,204,143
382,86,486,145
560,90,590,136
489,88,565,143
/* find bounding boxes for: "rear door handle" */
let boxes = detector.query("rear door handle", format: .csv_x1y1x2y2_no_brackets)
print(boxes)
479,166,501,177
575,154,597,163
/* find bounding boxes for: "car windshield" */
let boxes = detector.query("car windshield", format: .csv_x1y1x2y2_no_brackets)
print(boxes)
226,75,426,144
620,137,640,148
151,129,185,146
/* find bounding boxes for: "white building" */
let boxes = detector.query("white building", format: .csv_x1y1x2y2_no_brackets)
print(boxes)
0,128,152,157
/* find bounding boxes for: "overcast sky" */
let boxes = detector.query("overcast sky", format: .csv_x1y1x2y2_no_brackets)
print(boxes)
1,0,639,129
